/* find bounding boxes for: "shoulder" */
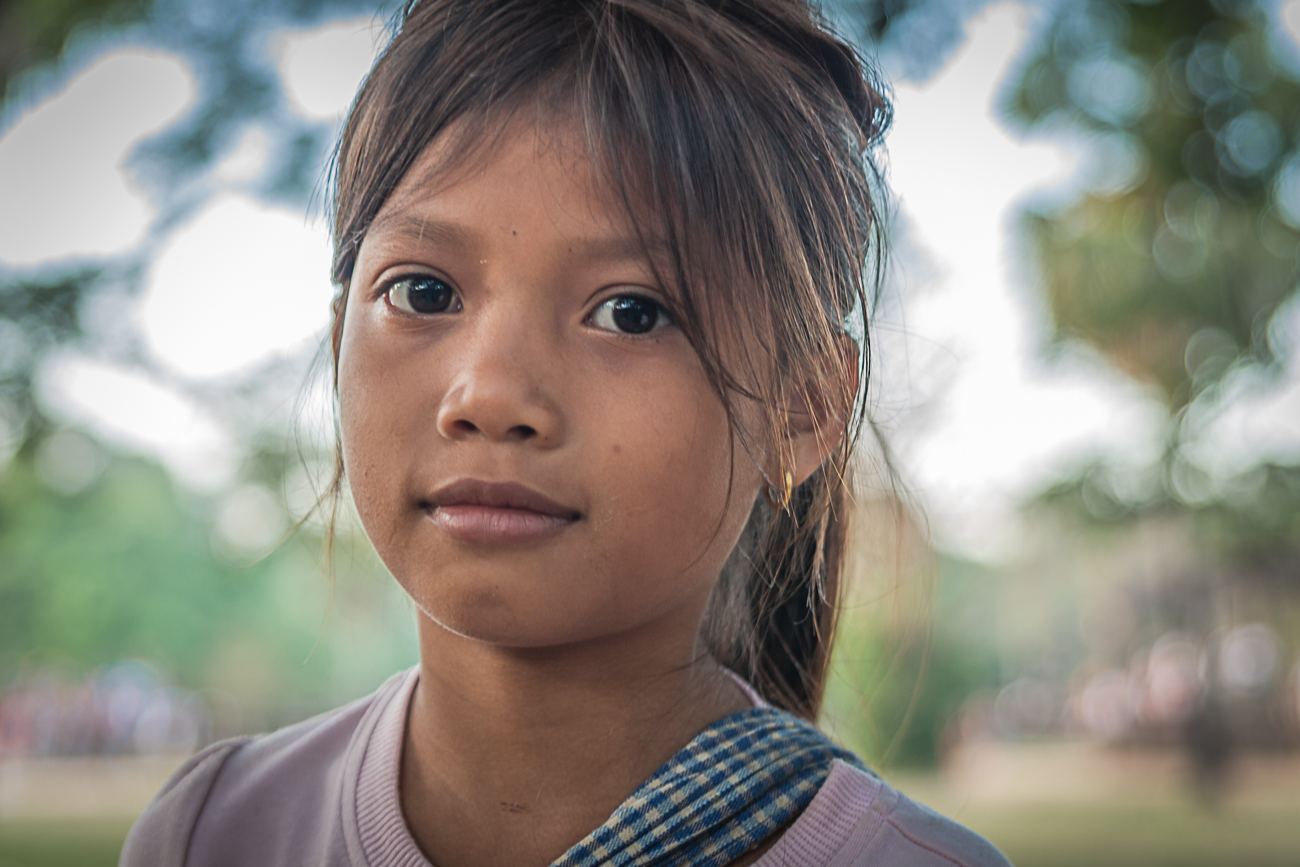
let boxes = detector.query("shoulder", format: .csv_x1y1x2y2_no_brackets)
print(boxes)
119,737,250,867
119,669,414,867
861,772,1011,867
758,761,1011,867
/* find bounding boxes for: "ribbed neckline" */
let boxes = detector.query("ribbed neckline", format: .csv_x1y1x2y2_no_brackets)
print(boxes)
347,667,869,867
354,667,429,867
751,760,880,866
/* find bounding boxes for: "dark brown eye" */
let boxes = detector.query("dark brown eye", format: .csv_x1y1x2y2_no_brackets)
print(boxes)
386,275,460,314
590,294,670,335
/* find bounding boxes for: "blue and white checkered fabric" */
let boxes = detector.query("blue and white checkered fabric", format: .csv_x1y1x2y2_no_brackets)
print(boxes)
551,706,866,867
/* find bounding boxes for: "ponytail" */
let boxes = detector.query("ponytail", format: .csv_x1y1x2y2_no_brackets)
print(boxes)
705,456,851,720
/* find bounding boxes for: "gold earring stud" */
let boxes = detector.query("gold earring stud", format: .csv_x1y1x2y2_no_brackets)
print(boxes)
764,470,793,512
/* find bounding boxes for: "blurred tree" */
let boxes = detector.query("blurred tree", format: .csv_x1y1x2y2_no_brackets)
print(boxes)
1002,2,1300,782
1006,0,1300,410
0,0,415,715
850,0,992,81
1,450,243,680
1029,463,1300,760
0,0,148,97
0,0,145,455
1042,459,1300,589
854,0,913,36
828,556,1004,768
845,0,1300,771
0,442,416,709
0,269,86,450
0,0,380,460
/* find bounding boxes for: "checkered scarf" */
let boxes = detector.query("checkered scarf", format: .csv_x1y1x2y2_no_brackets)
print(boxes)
550,706,866,867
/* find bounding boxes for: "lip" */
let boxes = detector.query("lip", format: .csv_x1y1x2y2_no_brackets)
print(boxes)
420,479,581,543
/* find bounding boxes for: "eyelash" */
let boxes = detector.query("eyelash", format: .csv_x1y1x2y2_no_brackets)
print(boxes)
382,274,462,316
379,275,672,337
587,293,673,336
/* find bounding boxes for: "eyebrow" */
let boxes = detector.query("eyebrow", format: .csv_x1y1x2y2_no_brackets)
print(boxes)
368,213,476,249
566,233,668,264
369,213,667,265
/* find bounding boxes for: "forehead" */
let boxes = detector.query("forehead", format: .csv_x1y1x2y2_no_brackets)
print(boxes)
367,114,652,253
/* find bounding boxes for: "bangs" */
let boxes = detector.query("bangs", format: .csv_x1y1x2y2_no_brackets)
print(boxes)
334,0,885,437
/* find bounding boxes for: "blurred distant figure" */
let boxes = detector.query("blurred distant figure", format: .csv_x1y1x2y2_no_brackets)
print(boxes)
1185,690,1233,807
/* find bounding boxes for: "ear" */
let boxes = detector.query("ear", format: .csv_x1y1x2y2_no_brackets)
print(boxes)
786,338,859,487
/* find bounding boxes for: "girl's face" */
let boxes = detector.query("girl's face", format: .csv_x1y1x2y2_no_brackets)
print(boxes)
337,119,765,650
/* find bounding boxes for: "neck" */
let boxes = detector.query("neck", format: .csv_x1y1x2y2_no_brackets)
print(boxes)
399,616,751,867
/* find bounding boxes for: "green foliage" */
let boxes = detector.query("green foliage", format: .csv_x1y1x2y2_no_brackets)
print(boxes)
0,454,225,679
0,0,410,706
0,0,148,97
855,0,924,42
1038,459,1300,583
0,446,417,706
0,0,376,462
0,270,95,475
847,0,978,81
1008,0,1300,408
826,555,1003,769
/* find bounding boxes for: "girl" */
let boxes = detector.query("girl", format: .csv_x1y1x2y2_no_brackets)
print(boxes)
122,1,1010,865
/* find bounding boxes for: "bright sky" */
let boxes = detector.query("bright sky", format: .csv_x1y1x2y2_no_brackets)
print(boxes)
274,17,387,122
0,49,195,267
880,2,1169,553
138,193,333,380
34,352,236,488
2,3,1299,552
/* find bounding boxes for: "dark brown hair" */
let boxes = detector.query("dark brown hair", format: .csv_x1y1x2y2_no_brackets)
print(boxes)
328,0,890,720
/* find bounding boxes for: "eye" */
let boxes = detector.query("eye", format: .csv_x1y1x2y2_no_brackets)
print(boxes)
384,274,461,315
589,294,671,335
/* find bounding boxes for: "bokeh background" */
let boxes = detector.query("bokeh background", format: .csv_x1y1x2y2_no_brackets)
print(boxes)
3,0,1300,864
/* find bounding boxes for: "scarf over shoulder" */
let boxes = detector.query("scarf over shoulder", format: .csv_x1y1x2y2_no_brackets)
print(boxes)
554,706,866,866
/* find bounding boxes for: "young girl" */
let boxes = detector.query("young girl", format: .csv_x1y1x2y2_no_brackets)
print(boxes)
122,1,1009,865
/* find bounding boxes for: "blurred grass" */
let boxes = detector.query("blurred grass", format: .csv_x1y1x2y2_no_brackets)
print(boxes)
962,805,1300,867
0,820,131,867
4,804,1300,866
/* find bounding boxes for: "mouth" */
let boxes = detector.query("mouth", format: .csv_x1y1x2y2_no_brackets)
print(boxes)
419,479,581,543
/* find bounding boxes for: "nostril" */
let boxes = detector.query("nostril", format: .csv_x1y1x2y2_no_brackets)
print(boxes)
452,419,479,435
509,424,537,440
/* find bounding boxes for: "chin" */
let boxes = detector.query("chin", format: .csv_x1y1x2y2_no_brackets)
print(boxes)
409,587,596,647
413,585,675,653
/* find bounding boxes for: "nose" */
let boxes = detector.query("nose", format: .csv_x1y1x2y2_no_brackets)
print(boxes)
435,309,564,447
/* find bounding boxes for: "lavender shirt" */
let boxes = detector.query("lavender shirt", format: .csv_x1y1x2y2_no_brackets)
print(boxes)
120,669,1010,866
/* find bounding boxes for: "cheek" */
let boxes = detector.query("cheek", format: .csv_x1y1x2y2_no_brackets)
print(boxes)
609,409,727,529
336,309,430,537
333,297,762,646
337,322,383,503
582,368,759,602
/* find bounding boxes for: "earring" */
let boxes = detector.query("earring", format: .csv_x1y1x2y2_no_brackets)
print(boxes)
763,470,794,512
